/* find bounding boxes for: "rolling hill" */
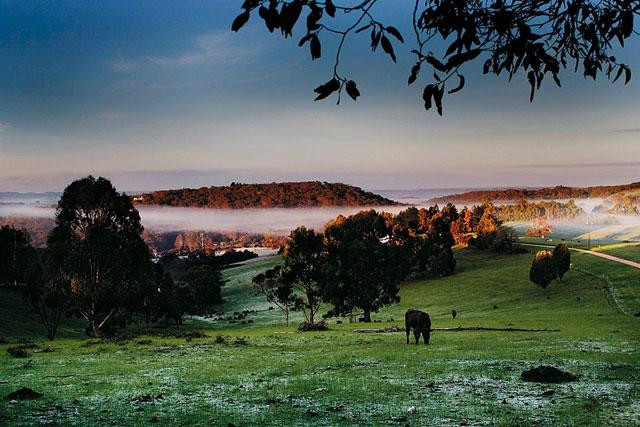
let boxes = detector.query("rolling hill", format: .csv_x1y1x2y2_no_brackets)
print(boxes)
2,247,638,425
132,181,401,209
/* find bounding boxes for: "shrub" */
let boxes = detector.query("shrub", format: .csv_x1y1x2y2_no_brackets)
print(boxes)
298,320,329,332
7,347,29,358
214,335,226,344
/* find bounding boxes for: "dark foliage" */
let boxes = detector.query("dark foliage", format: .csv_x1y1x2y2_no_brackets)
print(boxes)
297,319,329,331
0,225,38,286
529,250,557,288
282,226,327,325
552,243,571,279
252,265,303,326
234,0,638,113
23,249,69,340
46,176,153,337
323,210,404,322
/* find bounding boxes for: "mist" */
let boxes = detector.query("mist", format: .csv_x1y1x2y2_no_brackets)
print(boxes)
138,205,408,235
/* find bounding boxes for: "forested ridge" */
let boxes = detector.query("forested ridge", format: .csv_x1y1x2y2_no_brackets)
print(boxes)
133,181,400,208
430,182,640,203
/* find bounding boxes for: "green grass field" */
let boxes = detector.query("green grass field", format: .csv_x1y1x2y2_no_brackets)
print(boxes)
1,248,639,426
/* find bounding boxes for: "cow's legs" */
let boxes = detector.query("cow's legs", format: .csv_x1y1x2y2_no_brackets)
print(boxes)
414,329,420,345
423,329,430,345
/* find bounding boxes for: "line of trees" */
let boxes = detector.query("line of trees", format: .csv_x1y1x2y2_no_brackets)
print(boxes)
0,177,226,340
450,203,519,253
252,206,459,327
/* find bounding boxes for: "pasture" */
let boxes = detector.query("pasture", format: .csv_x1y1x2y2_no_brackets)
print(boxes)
1,248,639,426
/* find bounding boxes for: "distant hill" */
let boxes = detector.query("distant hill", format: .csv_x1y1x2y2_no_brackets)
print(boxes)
132,182,400,209
429,182,640,203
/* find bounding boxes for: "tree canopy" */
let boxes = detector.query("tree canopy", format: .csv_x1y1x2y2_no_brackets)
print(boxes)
47,176,153,337
233,0,638,114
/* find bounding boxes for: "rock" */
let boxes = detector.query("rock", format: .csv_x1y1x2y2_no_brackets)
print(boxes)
541,389,555,396
406,406,417,414
521,366,577,383
4,387,43,400
314,387,328,393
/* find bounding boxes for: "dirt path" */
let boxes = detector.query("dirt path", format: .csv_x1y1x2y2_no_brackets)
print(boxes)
519,243,640,270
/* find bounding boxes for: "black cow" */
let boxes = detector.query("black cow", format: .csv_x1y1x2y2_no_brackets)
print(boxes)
405,309,431,345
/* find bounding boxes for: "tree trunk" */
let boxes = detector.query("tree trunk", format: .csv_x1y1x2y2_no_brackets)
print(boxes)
91,320,102,338
362,308,372,323
284,307,289,327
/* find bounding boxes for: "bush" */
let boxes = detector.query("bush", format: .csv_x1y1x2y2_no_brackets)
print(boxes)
7,347,30,358
214,335,226,344
298,320,329,332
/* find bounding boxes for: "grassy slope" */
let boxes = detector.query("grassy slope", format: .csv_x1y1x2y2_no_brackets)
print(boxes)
1,249,639,426
596,243,640,263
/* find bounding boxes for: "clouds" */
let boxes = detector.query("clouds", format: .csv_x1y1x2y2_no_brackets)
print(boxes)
0,122,11,132
109,30,259,71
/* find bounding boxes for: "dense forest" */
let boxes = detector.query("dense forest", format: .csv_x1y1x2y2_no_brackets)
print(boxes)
495,199,584,221
430,182,640,203
132,182,400,208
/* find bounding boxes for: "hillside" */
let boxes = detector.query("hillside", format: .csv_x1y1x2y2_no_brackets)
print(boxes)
430,181,640,203
132,182,400,209
2,248,638,425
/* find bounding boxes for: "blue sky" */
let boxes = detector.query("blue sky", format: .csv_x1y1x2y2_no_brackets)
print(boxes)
1,0,639,192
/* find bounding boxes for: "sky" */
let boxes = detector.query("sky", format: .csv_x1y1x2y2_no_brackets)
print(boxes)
0,0,639,192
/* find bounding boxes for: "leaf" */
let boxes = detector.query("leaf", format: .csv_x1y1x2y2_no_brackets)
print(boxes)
345,80,360,101
448,75,465,94
552,73,561,88
445,39,462,57
325,0,336,17
356,23,372,33
433,85,444,115
422,85,434,110
612,65,624,83
446,49,482,70
385,26,404,43
313,78,340,101
483,59,491,74
527,70,536,102
310,35,321,60
380,35,396,62
426,55,447,72
371,29,382,51
624,67,631,84
231,11,250,32
408,62,421,85
298,34,313,46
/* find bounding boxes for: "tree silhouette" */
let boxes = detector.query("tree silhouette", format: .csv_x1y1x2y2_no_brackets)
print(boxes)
233,0,637,114
47,176,152,337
